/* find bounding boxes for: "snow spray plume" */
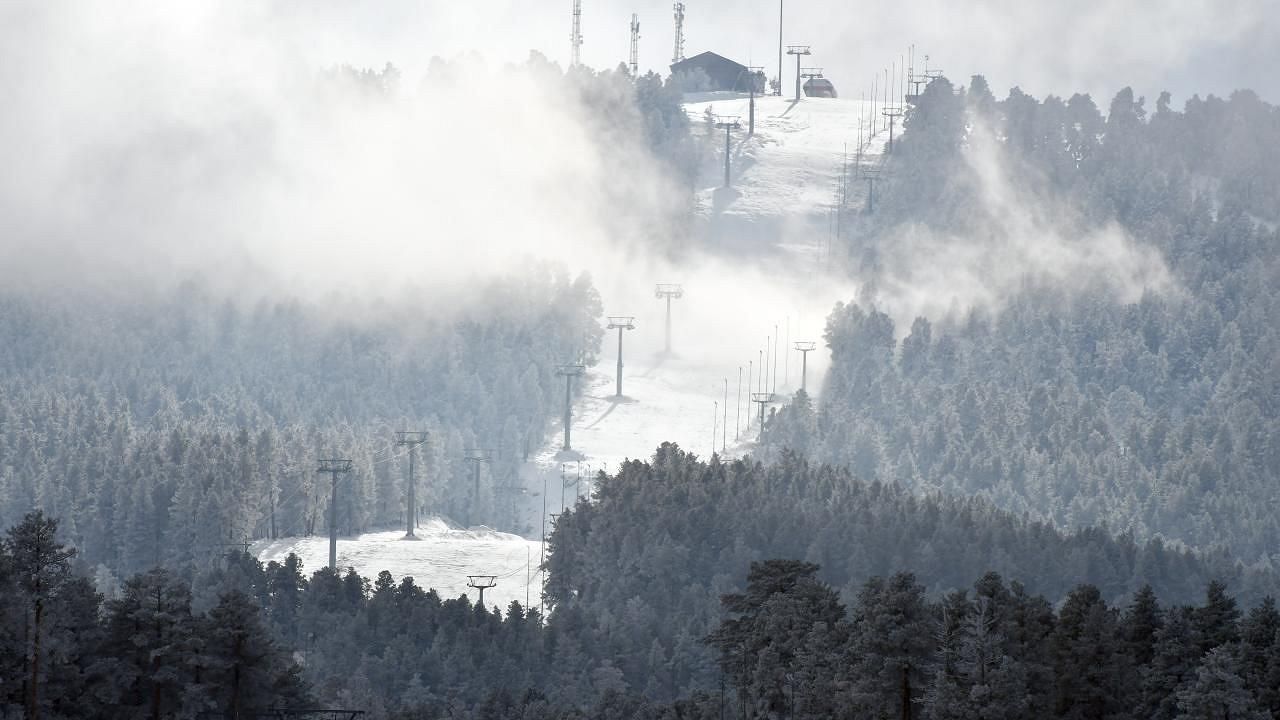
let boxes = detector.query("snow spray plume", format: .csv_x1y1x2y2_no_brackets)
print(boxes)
862,107,1174,327
0,2,688,317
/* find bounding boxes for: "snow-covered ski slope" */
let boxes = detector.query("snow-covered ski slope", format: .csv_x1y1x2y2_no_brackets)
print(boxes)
685,92,887,256
521,91,886,531
258,92,886,606
254,519,541,613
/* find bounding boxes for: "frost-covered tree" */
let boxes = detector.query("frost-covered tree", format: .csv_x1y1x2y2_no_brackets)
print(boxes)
1174,646,1269,720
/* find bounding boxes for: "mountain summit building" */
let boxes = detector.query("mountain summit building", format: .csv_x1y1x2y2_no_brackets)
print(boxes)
670,51,752,92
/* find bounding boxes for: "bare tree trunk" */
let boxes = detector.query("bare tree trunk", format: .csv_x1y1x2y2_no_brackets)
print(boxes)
900,664,911,720
232,635,243,720
28,596,42,720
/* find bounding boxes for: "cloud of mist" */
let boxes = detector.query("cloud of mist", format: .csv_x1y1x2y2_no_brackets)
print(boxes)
1,1,1194,377
0,0,857,391
0,2,700,311
864,124,1174,324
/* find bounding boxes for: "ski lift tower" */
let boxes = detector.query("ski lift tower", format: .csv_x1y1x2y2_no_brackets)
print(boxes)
907,51,944,104
746,65,765,134
317,458,353,570
467,575,498,609
750,392,776,442
555,364,586,451
714,116,741,188
786,45,811,101
606,316,636,398
395,431,428,539
882,103,905,154
863,165,882,213
654,283,684,355
793,341,817,391
464,449,494,526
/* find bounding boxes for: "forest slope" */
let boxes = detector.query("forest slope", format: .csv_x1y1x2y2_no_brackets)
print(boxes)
541,444,1276,700
770,79,1280,565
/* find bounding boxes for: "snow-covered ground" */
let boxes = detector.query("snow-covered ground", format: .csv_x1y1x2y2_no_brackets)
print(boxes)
254,518,542,613
685,92,887,256
257,93,888,606
516,91,892,557
529,350,776,499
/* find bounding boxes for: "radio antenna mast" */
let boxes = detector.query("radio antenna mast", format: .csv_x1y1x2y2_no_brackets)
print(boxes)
672,3,686,64
629,14,641,75
570,0,584,67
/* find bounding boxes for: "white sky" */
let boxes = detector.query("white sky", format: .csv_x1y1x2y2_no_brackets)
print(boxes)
273,0,1279,105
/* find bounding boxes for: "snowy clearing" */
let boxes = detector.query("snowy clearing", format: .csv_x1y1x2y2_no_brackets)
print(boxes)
254,518,543,614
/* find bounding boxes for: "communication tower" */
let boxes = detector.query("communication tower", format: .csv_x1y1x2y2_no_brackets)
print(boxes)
571,0,584,67
672,3,686,64
629,14,641,75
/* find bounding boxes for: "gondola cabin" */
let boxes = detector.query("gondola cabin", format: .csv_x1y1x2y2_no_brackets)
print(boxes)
803,78,838,98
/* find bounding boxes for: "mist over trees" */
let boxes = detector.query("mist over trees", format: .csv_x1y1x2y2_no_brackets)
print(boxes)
0,269,603,580
769,78,1280,569
0,51,711,586
3,10,1280,716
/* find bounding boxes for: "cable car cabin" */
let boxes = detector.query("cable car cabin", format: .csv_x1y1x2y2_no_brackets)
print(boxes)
803,78,838,98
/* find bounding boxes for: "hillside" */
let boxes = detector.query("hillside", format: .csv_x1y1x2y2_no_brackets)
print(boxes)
769,79,1280,566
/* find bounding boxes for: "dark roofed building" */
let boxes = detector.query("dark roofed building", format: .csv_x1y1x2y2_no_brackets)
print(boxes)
670,51,752,92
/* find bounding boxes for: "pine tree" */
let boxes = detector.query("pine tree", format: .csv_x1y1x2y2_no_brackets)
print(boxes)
1195,581,1241,653
1050,584,1130,720
705,560,845,717
6,511,82,720
93,568,198,719
1239,597,1279,714
1142,607,1200,720
922,595,970,720
846,572,934,720
1122,584,1165,667
0,540,24,716
1174,646,1269,720
265,554,307,644
187,590,310,716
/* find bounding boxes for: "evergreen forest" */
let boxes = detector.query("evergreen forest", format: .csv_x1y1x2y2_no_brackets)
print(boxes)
4,21,1280,719
770,78,1280,566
